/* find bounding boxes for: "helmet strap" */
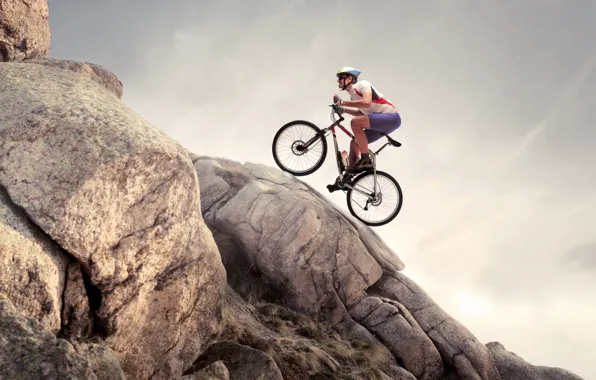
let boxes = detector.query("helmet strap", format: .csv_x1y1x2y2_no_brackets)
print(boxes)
339,75,352,90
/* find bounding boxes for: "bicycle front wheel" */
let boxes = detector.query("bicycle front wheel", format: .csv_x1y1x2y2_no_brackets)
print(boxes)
272,120,327,176
346,170,403,226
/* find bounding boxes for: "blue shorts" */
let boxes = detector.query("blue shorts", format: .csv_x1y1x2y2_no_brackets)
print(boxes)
365,112,401,143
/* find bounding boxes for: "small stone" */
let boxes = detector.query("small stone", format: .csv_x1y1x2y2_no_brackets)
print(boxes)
0,0,50,62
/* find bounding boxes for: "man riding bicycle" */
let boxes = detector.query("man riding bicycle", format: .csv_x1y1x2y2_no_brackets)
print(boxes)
332,67,402,174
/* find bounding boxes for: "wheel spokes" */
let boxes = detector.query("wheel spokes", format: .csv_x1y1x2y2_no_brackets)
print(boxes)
274,124,324,174
348,173,401,224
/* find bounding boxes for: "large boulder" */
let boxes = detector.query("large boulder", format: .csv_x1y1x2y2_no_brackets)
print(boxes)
0,61,227,380
0,0,50,61
192,155,403,317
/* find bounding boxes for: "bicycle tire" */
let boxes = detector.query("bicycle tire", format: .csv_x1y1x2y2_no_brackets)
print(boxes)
346,170,403,226
272,120,328,176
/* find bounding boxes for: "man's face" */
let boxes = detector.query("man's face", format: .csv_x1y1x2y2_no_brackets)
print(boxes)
337,75,351,88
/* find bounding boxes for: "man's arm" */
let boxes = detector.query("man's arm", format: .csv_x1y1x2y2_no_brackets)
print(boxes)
341,91,372,109
341,107,364,116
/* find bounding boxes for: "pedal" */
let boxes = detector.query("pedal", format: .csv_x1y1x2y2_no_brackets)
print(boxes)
327,183,340,193
327,176,343,193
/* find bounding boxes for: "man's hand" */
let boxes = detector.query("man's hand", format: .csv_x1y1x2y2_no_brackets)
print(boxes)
333,94,343,105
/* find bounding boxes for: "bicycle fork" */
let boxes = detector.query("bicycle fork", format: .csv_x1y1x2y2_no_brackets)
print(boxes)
297,128,329,152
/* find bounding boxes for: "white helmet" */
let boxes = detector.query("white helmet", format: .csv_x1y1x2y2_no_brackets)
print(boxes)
336,67,361,80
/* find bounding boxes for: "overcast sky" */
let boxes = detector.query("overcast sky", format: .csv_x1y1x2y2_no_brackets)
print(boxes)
47,1,595,378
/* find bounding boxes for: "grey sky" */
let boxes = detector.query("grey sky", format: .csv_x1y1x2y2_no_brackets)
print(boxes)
47,1,595,378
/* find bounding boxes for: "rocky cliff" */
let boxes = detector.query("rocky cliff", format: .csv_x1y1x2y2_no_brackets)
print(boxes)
0,2,586,380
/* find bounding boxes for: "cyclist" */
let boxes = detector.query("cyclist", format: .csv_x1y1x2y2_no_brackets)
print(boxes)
332,67,401,174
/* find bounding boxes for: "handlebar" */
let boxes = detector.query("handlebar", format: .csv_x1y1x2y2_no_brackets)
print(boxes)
329,104,345,122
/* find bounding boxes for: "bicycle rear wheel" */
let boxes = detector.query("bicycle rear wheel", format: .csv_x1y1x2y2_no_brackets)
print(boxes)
272,120,327,176
346,170,403,226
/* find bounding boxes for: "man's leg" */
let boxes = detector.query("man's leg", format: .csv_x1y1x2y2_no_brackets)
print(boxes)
348,114,374,172
348,139,360,168
329,140,360,192
350,114,371,156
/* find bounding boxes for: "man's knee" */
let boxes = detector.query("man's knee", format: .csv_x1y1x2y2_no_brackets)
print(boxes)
351,115,368,130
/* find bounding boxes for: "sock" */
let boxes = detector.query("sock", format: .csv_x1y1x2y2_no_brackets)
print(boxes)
361,153,370,162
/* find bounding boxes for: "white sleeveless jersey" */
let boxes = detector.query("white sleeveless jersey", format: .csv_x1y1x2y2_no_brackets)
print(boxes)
348,80,398,114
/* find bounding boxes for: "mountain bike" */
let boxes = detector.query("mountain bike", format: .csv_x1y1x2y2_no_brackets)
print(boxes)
271,104,403,227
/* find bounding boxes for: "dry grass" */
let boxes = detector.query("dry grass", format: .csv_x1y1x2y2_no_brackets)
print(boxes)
218,299,395,380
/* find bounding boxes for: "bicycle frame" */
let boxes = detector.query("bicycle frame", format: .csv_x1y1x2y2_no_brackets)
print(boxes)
300,105,396,176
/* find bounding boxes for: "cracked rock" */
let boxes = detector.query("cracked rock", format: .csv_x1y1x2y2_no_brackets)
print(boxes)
0,184,69,335
0,293,126,380
370,273,501,380
60,262,94,341
349,296,443,380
